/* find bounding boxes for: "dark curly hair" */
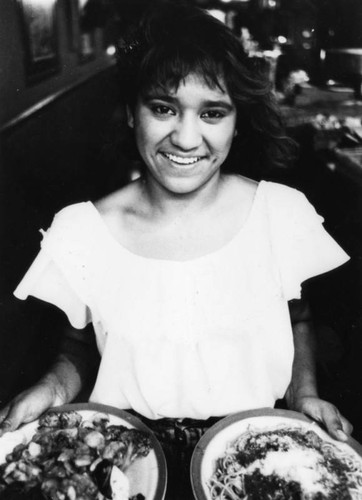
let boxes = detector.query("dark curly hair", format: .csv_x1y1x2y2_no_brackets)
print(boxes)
114,1,296,178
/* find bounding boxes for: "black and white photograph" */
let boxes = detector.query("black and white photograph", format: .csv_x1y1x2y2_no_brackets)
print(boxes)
1,0,362,499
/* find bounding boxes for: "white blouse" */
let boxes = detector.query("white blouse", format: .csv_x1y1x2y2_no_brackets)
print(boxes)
14,181,349,420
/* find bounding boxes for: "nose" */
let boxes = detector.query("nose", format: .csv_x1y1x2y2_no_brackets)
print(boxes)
170,114,202,151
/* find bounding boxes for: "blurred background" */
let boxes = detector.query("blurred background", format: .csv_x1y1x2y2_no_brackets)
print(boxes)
1,0,362,438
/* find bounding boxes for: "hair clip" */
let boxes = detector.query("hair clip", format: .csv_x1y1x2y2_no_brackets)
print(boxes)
119,38,140,55
120,40,139,54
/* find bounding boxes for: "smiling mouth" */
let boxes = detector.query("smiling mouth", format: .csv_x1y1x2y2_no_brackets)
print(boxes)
161,152,203,165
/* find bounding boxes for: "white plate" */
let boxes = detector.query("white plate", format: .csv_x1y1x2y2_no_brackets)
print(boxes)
191,408,362,500
0,402,167,500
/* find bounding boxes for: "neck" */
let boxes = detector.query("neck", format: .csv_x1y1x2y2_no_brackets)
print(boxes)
139,171,225,219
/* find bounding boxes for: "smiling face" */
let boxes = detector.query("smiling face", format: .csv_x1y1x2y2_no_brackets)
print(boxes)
127,73,237,196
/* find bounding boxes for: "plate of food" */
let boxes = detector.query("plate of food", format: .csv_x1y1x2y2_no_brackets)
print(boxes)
191,408,362,500
0,402,167,500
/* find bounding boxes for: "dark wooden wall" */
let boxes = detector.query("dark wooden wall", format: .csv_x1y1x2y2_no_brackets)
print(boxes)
0,66,130,403
286,126,362,442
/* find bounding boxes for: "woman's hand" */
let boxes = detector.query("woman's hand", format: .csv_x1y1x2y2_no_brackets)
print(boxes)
287,296,353,441
0,326,99,436
291,395,353,442
0,376,64,437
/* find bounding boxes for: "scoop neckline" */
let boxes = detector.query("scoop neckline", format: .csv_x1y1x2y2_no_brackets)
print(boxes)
88,180,266,265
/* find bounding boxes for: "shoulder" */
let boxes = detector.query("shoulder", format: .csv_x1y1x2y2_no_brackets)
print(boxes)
93,180,144,240
260,181,319,217
224,174,258,210
47,201,95,236
260,182,325,237
39,202,98,260
46,201,106,243
261,181,307,204
54,201,93,221
95,180,141,218
223,176,310,215
230,174,258,193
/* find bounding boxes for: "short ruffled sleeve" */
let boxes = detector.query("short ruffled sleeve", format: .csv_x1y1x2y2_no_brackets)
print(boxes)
14,204,94,329
267,183,350,300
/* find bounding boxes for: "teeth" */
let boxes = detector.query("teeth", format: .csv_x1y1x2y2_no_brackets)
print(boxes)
163,153,201,165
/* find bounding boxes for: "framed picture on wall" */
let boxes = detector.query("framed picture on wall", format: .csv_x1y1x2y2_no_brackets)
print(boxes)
77,0,96,63
17,0,60,84
64,0,79,52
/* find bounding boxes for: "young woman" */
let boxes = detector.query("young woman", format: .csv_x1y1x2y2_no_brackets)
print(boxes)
0,2,352,497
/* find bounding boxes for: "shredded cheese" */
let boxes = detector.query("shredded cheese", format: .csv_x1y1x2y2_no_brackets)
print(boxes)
246,448,337,495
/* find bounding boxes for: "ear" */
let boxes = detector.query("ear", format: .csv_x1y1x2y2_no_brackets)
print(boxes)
126,105,134,128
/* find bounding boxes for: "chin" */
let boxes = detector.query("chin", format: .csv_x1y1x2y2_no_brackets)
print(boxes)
156,167,221,195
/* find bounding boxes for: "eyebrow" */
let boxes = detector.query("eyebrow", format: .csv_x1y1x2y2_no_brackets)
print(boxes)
142,93,235,111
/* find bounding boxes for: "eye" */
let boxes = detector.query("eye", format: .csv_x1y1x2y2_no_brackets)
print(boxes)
150,104,175,116
201,109,226,122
